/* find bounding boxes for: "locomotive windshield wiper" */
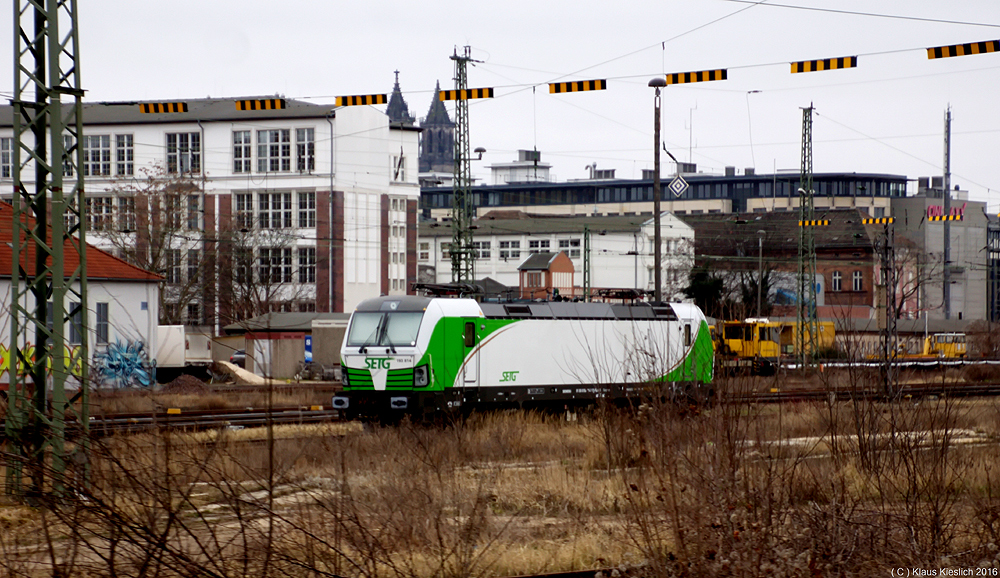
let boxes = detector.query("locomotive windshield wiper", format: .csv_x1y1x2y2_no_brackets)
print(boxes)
359,314,385,354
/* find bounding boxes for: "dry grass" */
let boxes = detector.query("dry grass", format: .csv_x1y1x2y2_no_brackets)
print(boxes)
3,376,1000,577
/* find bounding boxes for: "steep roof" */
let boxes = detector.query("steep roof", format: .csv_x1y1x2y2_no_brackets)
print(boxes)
0,203,161,282
518,252,561,270
386,72,415,126
421,81,454,127
419,211,667,238
0,97,338,128
678,208,876,260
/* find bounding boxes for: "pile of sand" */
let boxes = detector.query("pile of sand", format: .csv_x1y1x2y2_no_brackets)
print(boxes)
159,374,209,394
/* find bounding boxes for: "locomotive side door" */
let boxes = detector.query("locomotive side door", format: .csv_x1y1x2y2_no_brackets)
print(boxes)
462,320,479,386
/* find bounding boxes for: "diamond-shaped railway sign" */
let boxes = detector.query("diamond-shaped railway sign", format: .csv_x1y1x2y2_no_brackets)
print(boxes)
668,175,689,198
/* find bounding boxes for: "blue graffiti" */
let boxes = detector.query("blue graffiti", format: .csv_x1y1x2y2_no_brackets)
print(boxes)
92,340,155,389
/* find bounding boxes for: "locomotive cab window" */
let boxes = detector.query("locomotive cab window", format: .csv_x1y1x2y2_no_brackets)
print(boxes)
346,311,424,348
464,322,476,348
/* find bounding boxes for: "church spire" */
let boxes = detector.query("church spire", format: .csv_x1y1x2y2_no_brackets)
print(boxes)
386,70,415,125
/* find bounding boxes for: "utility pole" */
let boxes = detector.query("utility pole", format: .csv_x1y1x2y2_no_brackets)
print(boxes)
942,106,952,319
796,105,818,369
583,225,591,302
649,77,667,302
450,47,477,284
875,219,897,394
7,0,89,497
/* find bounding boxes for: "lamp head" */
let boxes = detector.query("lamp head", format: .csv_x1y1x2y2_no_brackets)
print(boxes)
648,77,667,88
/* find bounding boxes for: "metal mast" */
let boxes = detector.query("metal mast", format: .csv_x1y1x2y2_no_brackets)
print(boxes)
6,0,89,497
450,47,476,284
796,105,817,369
876,219,897,394
942,106,952,319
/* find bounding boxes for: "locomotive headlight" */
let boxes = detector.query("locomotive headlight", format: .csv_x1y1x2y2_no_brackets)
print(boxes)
413,364,429,387
340,368,350,387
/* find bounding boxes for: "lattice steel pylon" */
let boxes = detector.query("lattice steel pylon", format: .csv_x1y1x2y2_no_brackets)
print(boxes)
796,105,818,369
6,0,89,497
450,47,476,284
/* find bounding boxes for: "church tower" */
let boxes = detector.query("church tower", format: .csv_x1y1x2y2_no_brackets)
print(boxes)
386,71,415,125
419,81,455,173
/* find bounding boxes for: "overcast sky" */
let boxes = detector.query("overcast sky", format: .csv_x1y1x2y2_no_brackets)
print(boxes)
3,1,1000,211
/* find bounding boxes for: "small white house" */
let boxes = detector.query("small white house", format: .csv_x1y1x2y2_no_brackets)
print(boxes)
1,203,161,389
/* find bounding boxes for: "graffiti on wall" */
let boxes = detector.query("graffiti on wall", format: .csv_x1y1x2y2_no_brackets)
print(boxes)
0,344,85,381
0,340,155,389
92,340,155,389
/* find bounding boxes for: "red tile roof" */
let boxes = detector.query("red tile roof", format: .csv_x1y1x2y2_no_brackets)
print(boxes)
1,202,162,282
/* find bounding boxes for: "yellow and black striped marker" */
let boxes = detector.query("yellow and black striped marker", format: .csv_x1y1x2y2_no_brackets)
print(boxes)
139,102,187,113
862,217,894,225
439,88,494,100
336,94,388,106
665,69,727,85
549,79,607,93
799,219,830,227
236,98,285,111
928,40,999,59
928,215,963,221
791,56,857,73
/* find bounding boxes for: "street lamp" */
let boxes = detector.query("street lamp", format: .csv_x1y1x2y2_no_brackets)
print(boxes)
649,76,667,302
757,230,766,317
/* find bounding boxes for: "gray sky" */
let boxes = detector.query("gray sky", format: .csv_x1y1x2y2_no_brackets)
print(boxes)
4,0,1000,210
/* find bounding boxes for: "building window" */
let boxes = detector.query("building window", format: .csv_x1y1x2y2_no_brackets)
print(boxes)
298,247,316,283
115,134,134,176
166,249,182,284
257,129,291,172
164,194,183,229
473,241,491,259
298,302,316,312
559,238,581,258
441,243,450,259
528,239,550,254
1,137,11,178
186,195,201,230
853,270,863,292
500,240,520,260
69,301,83,345
259,247,292,283
116,196,136,232
166,132,201,174
259,192,292,229
62,135,75,177
298,191,316,228
525,272,542,287
235,193,253,231
96,302,109,345
186,302,201,326
831,271,842,292
187,249,200,284
235,248,252,284
233,130,252,173
419,242,430,261
296,128,315,172
82,135,112,176
392,154,406,182
86,196,114,231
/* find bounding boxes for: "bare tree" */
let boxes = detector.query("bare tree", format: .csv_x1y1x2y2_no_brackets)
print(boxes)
94,164,214,325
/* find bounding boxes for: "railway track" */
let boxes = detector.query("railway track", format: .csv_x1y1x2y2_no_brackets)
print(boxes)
4,381,998,439
0,406,342,439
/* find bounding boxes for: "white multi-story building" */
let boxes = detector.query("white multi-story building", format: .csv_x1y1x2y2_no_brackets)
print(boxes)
417,210,694,300
0,97,421,334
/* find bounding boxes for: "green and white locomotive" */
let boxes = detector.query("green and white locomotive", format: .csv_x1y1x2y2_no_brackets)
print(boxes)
333,296,713,420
